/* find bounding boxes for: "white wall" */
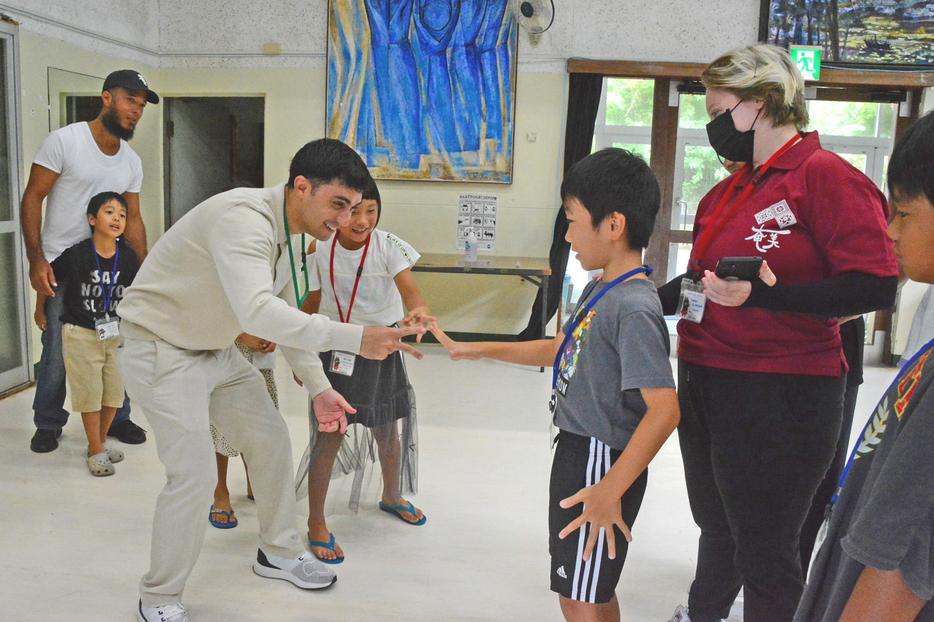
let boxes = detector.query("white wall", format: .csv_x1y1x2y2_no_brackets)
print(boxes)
3,0,764,71
0,0,159,65
11,0,769,359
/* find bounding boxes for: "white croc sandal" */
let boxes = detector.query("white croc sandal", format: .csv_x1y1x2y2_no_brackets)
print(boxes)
87,451,115,477
104,445,124,463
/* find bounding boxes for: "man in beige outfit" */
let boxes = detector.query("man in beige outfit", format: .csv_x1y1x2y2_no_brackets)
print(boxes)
117,139,423,622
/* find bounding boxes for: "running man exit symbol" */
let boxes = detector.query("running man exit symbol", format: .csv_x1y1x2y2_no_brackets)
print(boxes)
790,46,821,81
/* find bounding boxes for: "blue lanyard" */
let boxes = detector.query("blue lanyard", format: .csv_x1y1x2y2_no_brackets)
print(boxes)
832,335,934,503
552,266,652,392
91,239,119,319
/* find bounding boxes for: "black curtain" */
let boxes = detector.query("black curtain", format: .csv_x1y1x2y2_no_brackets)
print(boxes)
518,72,604,341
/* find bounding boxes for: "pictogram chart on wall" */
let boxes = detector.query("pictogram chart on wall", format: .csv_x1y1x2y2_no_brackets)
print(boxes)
455,193,497,252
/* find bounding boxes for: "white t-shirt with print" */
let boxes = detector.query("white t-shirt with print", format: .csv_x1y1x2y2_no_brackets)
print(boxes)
33,122,143,261
309,229,419,327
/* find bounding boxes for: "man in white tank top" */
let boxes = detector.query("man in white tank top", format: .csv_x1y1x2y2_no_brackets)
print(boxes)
21,69,158,453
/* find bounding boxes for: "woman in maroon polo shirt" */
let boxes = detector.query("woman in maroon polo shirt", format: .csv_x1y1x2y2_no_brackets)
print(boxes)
661,44,898,622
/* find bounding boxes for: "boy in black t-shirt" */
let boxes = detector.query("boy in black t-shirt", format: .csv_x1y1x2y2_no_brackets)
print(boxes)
35,192,139,476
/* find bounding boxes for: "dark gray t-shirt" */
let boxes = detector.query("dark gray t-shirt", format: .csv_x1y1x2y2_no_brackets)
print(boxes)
555,277,675,451
794,344,934,621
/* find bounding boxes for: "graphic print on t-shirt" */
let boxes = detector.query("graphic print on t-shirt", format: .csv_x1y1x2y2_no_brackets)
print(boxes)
80,268,125,315
556,309,596,397
853,349,931,463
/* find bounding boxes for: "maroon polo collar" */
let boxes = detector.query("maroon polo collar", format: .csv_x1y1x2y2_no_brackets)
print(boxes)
768,130,821,170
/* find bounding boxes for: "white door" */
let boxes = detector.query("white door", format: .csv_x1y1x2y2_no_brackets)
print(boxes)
0,21,30,395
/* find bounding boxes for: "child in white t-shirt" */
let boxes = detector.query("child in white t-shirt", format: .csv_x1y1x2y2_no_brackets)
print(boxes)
297,179,434,564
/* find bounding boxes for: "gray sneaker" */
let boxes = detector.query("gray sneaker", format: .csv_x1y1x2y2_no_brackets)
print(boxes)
253,548,337,589
138,600,188,622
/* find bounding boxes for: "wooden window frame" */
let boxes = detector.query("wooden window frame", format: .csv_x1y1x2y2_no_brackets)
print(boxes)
569,59,927,361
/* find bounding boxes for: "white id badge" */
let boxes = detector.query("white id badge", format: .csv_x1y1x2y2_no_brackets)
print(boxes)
677,278,707,324
95,316,120,341
329,350,356,376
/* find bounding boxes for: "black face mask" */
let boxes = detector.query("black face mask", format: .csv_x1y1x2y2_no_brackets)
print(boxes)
706,101,760,163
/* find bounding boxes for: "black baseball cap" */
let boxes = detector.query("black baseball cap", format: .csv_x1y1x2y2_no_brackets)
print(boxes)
102,69,160,104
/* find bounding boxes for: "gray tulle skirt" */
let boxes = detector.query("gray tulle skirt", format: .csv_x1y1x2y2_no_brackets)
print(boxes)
295,349,418,513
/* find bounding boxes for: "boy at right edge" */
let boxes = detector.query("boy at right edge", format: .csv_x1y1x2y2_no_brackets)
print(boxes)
792,112,934,621
432,148,680,622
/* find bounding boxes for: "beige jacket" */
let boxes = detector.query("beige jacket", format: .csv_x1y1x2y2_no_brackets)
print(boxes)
118,183,363,395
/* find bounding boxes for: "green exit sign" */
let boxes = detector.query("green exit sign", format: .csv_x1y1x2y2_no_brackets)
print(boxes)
790,46,822,81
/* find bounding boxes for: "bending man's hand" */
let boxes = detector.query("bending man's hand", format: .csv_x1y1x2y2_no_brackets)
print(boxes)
312,388,354,434
360,325,425,360
558,480,632,562
30,259,56,297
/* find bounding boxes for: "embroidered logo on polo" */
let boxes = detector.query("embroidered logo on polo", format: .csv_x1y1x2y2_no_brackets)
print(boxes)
754,200,798,229
747,200,796,252
745,225,790,252
556,310,595,396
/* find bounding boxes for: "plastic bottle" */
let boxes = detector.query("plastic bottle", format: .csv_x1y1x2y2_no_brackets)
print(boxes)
465,228,479,262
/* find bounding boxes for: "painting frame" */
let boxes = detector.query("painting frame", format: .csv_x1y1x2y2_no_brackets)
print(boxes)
759,0,934,69
325,0,519,183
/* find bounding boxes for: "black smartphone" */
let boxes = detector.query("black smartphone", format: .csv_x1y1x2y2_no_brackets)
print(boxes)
714,256,763,281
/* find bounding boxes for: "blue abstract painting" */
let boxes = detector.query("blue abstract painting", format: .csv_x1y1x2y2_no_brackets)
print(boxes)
327,0,518,182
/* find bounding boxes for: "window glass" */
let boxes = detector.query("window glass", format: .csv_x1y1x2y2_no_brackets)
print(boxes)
677,92,710,130
807,101,897,139
612,142,651,162
605,79,654,127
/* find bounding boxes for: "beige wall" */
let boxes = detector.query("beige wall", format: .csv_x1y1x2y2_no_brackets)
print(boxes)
20,32,162,357
22,32,567,361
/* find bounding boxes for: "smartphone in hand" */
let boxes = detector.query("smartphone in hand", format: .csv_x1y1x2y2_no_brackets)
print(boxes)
714,256,763,281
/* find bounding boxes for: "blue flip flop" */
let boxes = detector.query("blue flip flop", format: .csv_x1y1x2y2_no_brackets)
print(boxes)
208,504,238,529
379,500,427,526
308,532,344,564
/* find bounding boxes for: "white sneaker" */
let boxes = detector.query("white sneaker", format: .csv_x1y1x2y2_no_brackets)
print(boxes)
138,600,188,622
253,548,337,589
670,605,692,622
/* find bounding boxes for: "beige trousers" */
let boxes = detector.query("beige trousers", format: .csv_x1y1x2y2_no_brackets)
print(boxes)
117,336,304,607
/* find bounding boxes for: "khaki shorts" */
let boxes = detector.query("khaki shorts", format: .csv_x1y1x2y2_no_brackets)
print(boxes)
61,324,124,413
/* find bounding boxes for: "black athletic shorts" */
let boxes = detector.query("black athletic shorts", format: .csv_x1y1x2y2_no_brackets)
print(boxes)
548,430,648,604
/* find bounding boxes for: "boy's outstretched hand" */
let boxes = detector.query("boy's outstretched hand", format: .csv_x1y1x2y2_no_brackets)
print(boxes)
559,481,632,562
429,324,483,360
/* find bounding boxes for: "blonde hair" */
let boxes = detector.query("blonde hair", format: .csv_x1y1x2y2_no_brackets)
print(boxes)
702,44,809,130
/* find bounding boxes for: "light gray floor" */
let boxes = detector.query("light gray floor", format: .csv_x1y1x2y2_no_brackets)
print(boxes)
0,346,898,621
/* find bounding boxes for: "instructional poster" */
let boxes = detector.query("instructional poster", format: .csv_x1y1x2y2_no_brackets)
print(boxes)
456,193,497,252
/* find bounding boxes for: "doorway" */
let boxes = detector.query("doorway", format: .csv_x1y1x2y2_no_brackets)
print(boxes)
0,21,29,396
163,97,264,229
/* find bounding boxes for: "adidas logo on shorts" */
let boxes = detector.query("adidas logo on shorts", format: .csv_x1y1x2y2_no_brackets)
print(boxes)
556,566,567,579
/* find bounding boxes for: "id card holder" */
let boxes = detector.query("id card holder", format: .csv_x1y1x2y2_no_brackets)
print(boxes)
677,278,707,324
95,315,120,341
329,350,356,376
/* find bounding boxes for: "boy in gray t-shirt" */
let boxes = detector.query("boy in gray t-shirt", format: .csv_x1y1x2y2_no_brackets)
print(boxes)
432,148,679,622
794,109,934,621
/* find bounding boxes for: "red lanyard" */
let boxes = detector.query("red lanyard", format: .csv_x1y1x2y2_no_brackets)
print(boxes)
692,133,802,273
329,233,371,323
